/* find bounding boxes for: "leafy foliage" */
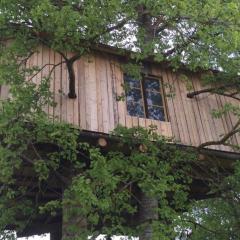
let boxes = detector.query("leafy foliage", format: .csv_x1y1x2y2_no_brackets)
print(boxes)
0,36,195,239
179,161,240,240
61,126,195,239
0,0,240,69
0,40,79,236
0,53,196,237
0,0,239,239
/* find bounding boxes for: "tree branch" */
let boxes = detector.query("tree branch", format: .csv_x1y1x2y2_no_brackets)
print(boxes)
58,52,83,98
197,119,240,149
187,83,240,101
105,18,129,33
28,61,65,82
163,32,198,57
185,219,223,235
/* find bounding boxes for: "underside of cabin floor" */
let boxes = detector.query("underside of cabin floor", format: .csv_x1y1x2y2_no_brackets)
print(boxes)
8,130,239,239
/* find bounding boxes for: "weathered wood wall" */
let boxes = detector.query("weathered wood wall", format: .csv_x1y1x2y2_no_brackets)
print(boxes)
1,46,239,152
150,65,239,152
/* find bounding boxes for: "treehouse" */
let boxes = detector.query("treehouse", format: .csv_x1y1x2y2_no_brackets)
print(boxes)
1,44,239,151
1,44,240,239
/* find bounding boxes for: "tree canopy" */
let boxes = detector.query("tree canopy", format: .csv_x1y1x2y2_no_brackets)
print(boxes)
1,0,240,68
0,0,240,239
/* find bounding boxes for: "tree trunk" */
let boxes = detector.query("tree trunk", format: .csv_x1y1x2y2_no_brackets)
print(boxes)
138,192,158,240
62,184,88,240
137,4,154,44
51,229,62,240
136,5,159,239
62,203,87,240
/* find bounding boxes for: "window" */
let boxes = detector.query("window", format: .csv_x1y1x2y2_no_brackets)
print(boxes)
124,75,167,121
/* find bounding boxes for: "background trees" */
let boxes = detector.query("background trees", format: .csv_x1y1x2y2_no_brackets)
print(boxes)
0,0,239,239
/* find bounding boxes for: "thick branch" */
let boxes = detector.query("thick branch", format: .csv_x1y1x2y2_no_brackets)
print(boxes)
198,119,240,149
187,83,240,101
58,52,82,98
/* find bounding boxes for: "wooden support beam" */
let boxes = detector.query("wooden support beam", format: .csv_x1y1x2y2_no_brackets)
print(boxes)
97,137,108,148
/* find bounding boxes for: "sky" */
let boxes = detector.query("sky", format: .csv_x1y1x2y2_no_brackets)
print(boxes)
18,234,50,240
18,234,137,240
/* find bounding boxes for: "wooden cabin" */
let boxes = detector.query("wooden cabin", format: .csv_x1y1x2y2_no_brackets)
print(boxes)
1,44,240,239
1,44,238,153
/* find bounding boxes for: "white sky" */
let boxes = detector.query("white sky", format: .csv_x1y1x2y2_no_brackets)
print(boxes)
18,234,137,240
18,234,50,240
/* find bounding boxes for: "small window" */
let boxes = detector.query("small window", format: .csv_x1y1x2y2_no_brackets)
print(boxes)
124,75,167,121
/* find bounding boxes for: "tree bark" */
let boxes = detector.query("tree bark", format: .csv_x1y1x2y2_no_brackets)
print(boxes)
137,4,154,44
136,5,159,239
138,192,158,240
51,229,62,240
62,201,88,240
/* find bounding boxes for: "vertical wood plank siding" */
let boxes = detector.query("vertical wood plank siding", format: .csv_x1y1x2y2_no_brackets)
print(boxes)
1,46,239,152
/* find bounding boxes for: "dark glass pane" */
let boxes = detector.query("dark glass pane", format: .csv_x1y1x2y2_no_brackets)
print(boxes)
145,91,163,106
127,101,144,118
126,89,143,103
124,75,141,88
144,78,160,91
147,106,165,121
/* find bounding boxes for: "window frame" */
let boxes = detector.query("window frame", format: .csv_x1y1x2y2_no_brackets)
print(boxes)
124,73,168,122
